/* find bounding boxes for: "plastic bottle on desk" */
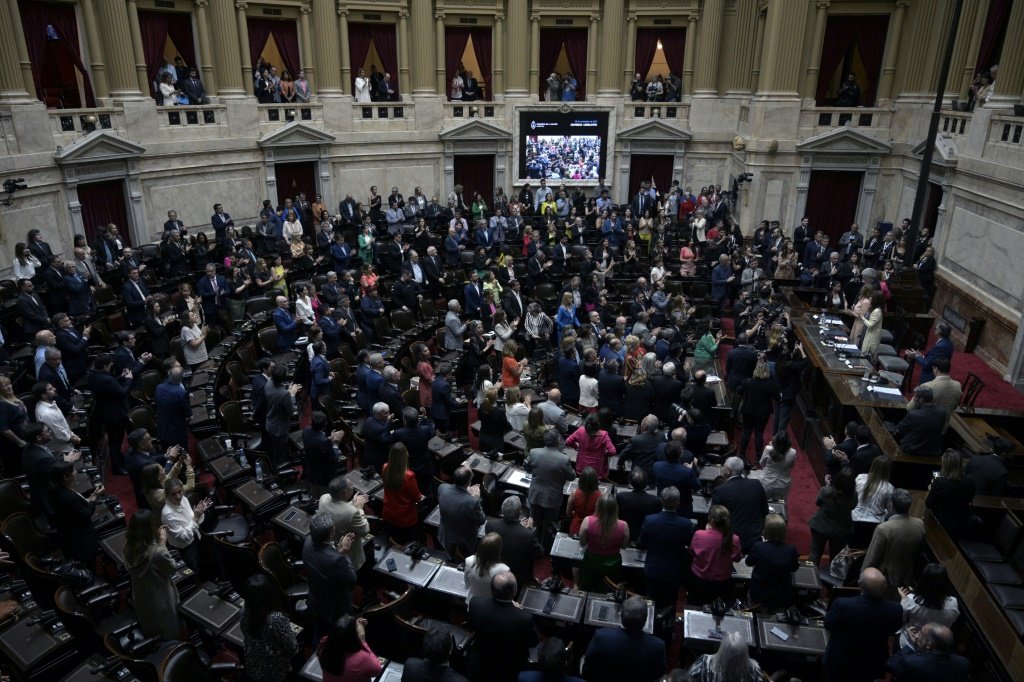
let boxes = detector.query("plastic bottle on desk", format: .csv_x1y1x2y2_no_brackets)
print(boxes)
255,461,264,484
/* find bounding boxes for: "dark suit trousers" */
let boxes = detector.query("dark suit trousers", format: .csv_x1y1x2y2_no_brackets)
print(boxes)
530,504,560,552
646,578,681,613
266,432,290,467
101,418,129,469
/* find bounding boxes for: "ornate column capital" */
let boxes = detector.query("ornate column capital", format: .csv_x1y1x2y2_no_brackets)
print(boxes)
590,14,599,24
815,0,830,9
234,1,247,11
193,0,209,7
495,13,505,22
895,0,910,8
688,13,700,24
300,3,311,15
530,14,541,22
435,12,445,21
399,9,408,19
627,14,636,24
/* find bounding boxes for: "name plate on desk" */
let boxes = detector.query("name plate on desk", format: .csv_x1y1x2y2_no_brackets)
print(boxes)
463,455,508,478
343,469,383,496
682,608,757,647
585,594,654,633
758,617,829,655
504,431,527,451
550,533,584,561
232,480,284,510
519,587,586,623
617,423,639,439
179,590,240,634
374,548,443,587
197,437,228,463
272,506,311,536
427,565,469,600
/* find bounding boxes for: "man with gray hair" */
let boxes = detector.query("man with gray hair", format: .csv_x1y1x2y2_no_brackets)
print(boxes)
535,388,569,433
485,495,544,588
863,488,925,589
378,365,405,416
652,361,683,424
359,402,394,472
618,414,663,480
584,595,667,681
637,486,694,611
356,352,385,412
524,428,576,551
894,385,945,456
825,567,903,682
886,622,970,681
444,299,467,351
711,456,768,553
302,510,357,638
317,475,370,570
466,571,537,681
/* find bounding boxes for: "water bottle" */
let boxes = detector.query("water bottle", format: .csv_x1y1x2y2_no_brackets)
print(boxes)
237,448,249,469
255,461,264,484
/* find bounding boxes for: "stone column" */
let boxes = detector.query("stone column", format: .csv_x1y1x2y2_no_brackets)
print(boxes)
987,0,1024,107
693,0,723,95
598,0,624,94
682,14,698,94
235,1,253,95
126,0,150,96
899,2,945,97
945,0,976,97
95,0,145,98
209,0,244,96
398,10,410,98
5,0,34,98
194,0,217,94
727,0,757,94
409,0,434,95
0,0,32,102
877,0,908,102
751,10,766,92
586,15,598,98
958,0,990,96
529,15,540,96
757,0,807,96
492,14,504,97
505,0,528,95
312,0,341,93
801,1,830,99
299,3,315,88
435,13,446,96
338,5,351,95
80,0,110,99
622,15,636,92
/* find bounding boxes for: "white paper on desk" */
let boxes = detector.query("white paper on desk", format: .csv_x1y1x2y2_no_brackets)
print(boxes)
867,386,903,398
821,316,844,326
705,375,722,383
836,344,859,352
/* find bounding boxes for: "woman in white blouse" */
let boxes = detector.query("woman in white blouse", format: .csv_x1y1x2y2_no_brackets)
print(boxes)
180,310,209,370
161,477,212,572
578,362,600,414
450,72,464,101
354,68,371,103
13,242,41,280
851,455,893,549
463,533,509,602
505,386,531,431
294,284,315,326
897,563,960,649
492,310,516,353
282,210,303,243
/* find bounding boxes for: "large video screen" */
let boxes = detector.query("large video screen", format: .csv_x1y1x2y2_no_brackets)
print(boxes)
519,111,609,181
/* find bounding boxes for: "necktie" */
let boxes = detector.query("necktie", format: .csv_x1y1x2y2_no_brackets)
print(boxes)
133,281,144,300
58,365,69,389
211,277,219,304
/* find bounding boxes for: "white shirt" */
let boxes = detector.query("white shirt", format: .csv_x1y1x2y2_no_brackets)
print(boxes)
463,558,509,602
162,497,204,548
354,77,371,102
36,400,74,452
507,402,530,431
13,256,40,280
851,475,893,523
181,324,208,366
282,220,303,241
579,375,599,408
295,296,315,323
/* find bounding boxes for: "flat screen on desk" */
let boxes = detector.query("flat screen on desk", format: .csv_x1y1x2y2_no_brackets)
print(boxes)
519,111,609,181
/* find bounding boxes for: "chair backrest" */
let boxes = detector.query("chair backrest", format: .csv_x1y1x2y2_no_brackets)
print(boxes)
160,643,207,682
374,317,394,341
961,372,984,407
140,369,163,401
363,587,415,660
246,296,274,319
54,585,97,643
258,327,279,355
237,345,259,372
218,401,245,432
21,553,63,609
391,309,415,332
2,512,53,561
420,298,437,320
226,361,248,387
103,634,161,682
995,513,1024,556
212,537,262,594
128,405,156,432
0,479,32,524
258,541,296,591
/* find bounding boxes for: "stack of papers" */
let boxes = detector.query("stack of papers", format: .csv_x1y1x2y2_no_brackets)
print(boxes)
866,386,904,399
705,375,722,383
821,315,844,327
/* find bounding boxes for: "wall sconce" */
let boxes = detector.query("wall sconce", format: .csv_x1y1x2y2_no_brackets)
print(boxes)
82,114,98,132
469,106,479,118
285,109,296,122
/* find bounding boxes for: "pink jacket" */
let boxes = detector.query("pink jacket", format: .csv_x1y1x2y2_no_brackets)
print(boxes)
566,427,616,478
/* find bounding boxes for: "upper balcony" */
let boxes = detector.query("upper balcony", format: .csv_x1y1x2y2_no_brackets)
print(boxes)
798,106,894,139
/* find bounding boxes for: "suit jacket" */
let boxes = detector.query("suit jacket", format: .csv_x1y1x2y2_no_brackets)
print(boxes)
651,375,683,424
197,275,228,321
52,485,97,564
55,327,89,379
725,345,758,390
17,292,50,334
485,517,543,587
378,383,404,418
154,381,190,449
359,416,392,471
430,376,456,423
38,363,73,413
437,483,485,557
463,282,483,317
310,354,331,400
180,76,206,104
465,597,537,682
272,307,297,350
112,346,146,379
302,427,339,487
619,431,663,481
87,369,131,421
597,370,625,414
63,272,92,316
915,338,954,385
211,212,233,241
824,593,903,681
501,290,525,322
122,278,150,324
399,658,468,682
583,627,666,682
251,373,270,427
965,453,1009,497
523,447,576,510
863,514,926,587
895,405,946,456
444,312,467,351
688,384,718,415
421,255,445,291
301,537,357,622
886,646,971,682
849,443,882,476
909,376,961,426
264,383,294,437
125,448,166,510
392,278,420,310
317,495,370,570
637,510,694,583
711,476,769,552
357,368,384,412
616,489,662,541
22,444,57,518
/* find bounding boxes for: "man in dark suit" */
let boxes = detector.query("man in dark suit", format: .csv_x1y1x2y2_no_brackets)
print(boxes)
392,407,436,498
391,268,421,313
22,423,77,519
631,183,655,218
87,354,133,475
617,415,663,481
155,366,190,452
637,487,694,611
42,261,68,313
179,67,207,104
894,386,946,457
338,194,358,226
251,359,273,445
401,626,468,682
265,364,301,467
583,596,667,682
501,280,526,324
377,367,405,417
687,370,718,415
847,424,882,475
112,331,151,386
163,210,186,236
356,353,385,412
616,469,661,541
309,342,332,401
463,271,483,319
302,411,345,494
908,322,954,386
651,362,684,425
38,348,74,414
124,428,172,510
725,333,758,419
121,267,151,326
272,296,298,351
197,264,229,324
886,623,970,682
359,403,393,472
465,572,538,682
711,457,769,553
62,261,93,317
824,567,904,682
17,279,50,336
524,429,576,551
302,511,357,639
210,203,234,242
596,358,626,414
437,466,486,559
485,496,544,588
421,245,447,298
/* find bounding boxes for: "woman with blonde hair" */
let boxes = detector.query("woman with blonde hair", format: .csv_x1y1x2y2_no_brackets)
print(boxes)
859,290,886,359
623,368,654,422
848,284,874,346
623,334,643,379
578,493,628,591
504,386,531,431
555,291,579,339
738,361,777,464
463,532,509,601
141,455,196,518
501,339,527,389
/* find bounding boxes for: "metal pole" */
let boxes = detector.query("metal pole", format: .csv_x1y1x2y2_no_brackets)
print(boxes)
904,0,964,267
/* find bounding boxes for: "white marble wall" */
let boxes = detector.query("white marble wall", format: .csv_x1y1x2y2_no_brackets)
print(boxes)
941,204,1024,313
141,170,266,240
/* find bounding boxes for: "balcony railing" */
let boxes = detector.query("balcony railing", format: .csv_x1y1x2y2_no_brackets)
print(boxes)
939,111,971,137
49,108,126,145
257,103,323,125
156,104,225,128
798,106,893,138
623,102,689,122
351,102,417,130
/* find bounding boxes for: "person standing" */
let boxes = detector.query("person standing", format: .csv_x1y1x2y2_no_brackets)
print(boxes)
637,487,694,612
265,364,301,467
824,568,903,682
524,429,577,551
303,511,357,640
123,509,183,639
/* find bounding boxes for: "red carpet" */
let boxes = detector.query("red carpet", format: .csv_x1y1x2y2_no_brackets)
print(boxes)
914,329,1024,410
